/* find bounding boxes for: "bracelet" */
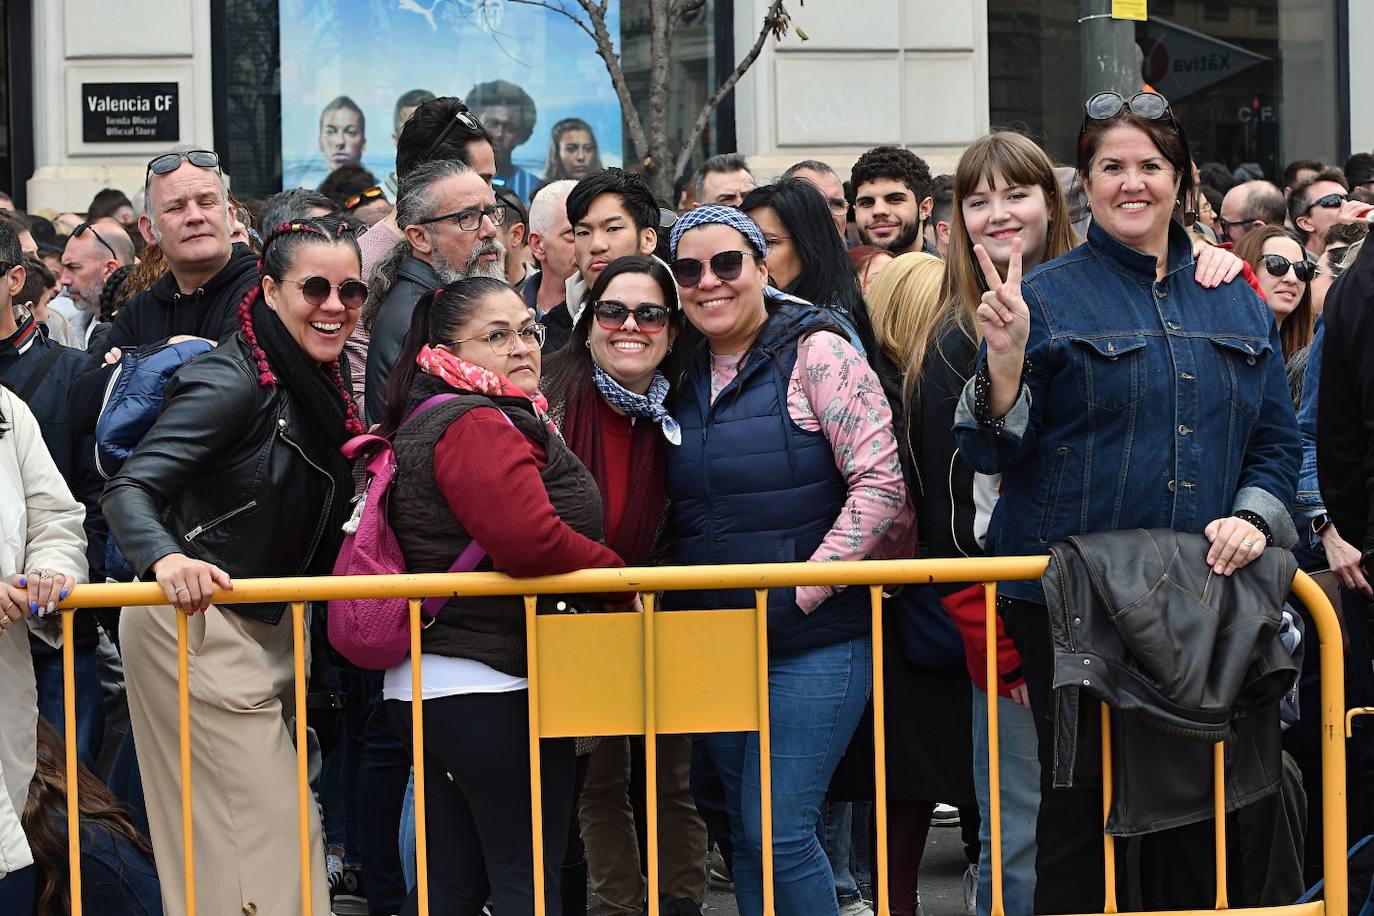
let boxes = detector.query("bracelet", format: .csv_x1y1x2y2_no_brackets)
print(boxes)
1233,510,1273,545
973,357,1032,430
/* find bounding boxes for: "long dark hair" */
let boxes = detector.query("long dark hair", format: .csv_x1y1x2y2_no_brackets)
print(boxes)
742,179,864,315
375,276,513,437
23,717,155,914
541,254,683,405
1234,224,1316,360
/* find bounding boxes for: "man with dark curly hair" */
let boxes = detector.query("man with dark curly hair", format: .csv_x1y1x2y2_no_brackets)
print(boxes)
467,79,541,204
851,145,935,257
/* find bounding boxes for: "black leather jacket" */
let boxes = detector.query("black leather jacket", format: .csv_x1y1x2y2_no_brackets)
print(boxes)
1042,528,1298,836
101,333,340,624
364,254,440,423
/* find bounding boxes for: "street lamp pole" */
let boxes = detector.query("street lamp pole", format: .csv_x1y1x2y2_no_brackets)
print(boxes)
1080,0,1140,99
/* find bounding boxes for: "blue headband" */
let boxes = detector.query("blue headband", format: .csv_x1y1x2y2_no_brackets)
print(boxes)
669,204,767,260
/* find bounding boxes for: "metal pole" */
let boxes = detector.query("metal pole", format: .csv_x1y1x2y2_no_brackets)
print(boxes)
1081,0,1139,99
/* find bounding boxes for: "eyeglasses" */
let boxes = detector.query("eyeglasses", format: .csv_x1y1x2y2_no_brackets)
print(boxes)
451,324,546,355
1084,91,1171,121
762,234,791,247
591,299,672,333
1302,193,1348,216
344,187,386,211
422,109,484,161
1259,254,1315,284
670,250,751,288
414,204,507,231
145,149,220,179
283,276,369,310
73,221,118,260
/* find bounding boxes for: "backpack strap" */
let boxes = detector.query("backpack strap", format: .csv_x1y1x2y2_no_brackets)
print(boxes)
16,345,65,404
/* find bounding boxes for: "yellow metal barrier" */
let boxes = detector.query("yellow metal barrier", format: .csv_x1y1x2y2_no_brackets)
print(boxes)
53,559,1346,916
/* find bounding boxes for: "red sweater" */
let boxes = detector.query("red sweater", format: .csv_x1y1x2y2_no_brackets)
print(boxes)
432,407,624,578
596,397,633,547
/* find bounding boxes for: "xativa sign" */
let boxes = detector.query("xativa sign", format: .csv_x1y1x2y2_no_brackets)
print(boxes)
81,82,179,143
1139,18,1269,102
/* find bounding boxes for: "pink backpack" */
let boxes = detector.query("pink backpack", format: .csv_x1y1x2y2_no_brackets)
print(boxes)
327,393,491,670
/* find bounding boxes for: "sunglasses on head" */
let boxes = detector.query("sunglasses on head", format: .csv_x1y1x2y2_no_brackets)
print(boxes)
670,250,750,289
344,186,385,211
1259,254,1315,283
73,221,117,260
1084,91,1172,122
423,109,484,161
283,276,368,310
1302,193,1348,215
145,149,220,178
591,299,672,333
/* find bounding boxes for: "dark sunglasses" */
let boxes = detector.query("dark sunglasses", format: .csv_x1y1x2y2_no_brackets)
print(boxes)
145,149,220,178
283,276,368,310
73,221,117,260
591,300,672,333
344,186,386,211
1302,193,1348,216
1259,254,1315,283
423,109,484,161
670,250,750,289
1084,91,1171,121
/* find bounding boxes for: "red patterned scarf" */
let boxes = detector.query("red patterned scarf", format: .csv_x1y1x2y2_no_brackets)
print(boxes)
416,344,559,434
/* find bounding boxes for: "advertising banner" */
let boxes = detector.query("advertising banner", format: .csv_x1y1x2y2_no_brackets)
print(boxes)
280,0,623,201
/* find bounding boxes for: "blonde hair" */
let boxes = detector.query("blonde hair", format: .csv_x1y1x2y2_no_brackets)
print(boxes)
866,252,948,415
940,132,1080,345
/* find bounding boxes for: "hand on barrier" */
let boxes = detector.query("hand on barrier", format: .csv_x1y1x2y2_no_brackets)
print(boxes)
1192,242,1244,288
5,569,76,622
1204,515,1267,576
151,552,234,614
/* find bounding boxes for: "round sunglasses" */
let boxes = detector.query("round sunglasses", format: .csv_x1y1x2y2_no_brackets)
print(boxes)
591,299,671,333
283,276,368,310
1259,254,1314,284
670,250,750,289
1084,91,1171,122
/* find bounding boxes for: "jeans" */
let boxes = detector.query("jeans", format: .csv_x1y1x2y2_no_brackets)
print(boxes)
322,663,366,862
971,686,1040,916
57,812,164,915
358,671,409,915
32,636,105,770
823,802,860,901
401,768,416,890
703,635,871,916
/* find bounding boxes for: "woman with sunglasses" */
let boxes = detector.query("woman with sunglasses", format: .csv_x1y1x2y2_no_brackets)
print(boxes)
954,92,1301,912
101,217,366,916
540,255,708,915
1234,225,1316,364
375,276,628,915
664,205,912,916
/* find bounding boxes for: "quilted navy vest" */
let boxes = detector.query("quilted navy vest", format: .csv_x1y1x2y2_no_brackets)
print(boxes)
665,301,870,655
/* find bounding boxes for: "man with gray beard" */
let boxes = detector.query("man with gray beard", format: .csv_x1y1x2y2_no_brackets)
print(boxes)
363,157,507,421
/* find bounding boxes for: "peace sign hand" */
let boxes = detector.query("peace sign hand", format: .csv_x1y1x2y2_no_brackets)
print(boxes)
974,239,1031,358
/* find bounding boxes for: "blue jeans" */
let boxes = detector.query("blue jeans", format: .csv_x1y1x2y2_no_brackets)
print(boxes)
823,802,860,902
401,768,417,891
703,635,871,916
971,686,1040,916
32,637,105,770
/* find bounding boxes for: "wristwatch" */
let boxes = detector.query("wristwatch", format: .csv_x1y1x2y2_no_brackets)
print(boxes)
1311,513,1333,537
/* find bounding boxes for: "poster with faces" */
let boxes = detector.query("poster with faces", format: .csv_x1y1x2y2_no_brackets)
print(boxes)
279,0,624,192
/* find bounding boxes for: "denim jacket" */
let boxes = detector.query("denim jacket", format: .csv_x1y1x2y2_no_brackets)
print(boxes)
1295,317,1324,519
953,220,1300,603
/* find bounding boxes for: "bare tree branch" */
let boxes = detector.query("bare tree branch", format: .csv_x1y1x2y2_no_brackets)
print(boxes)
504,0,597,44
671,0,707,22
672,0,788,187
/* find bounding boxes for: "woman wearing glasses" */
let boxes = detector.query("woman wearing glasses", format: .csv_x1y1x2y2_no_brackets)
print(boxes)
954,92,1301,912
663,206,912,916
375,276,627,915
1234,226,1316,365
540,255,709,915
102,217,366,916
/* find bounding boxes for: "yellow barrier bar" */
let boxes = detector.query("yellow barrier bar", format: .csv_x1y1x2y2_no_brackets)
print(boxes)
755,588,775,916
290,602,314,916
176,610,196,916
1347,707,1374,737
984,584,1004,916
644,592,661,916
525,594,548,916
62,609,83,916
409,599,430,916
1291,571,1347,916
1101,703,1117,914
871,586,890,916
1213,741,1228,910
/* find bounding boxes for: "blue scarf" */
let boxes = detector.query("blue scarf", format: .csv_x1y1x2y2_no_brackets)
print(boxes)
591,364,681,446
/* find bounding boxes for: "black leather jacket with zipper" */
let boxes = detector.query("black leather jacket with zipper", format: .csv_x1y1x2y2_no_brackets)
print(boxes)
101,333,340,624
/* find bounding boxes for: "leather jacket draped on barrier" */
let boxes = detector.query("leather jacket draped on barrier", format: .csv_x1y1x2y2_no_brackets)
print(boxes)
101,334,340,624
1041,528,1298,836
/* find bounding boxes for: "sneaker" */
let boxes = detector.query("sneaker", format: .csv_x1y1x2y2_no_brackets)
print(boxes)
962,862,979,916
707,844,733,892
326,852,344,891
839,897,875,916
931,802,961,827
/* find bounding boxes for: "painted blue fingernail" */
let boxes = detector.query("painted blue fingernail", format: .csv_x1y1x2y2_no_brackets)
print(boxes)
17,577,25,587
29,602,38,613
60,589,69,599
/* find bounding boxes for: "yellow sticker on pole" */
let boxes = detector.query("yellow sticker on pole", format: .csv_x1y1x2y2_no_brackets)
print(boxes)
1112,0,1148,19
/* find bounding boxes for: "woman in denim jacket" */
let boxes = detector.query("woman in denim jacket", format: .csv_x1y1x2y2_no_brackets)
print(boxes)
952,93,1300,913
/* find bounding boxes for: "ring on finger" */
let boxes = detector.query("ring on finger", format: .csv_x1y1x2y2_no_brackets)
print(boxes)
174,586,190,595
1240,538,1255,548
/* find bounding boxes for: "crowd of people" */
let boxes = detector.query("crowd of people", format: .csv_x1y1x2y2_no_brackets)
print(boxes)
0,87,1371,916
